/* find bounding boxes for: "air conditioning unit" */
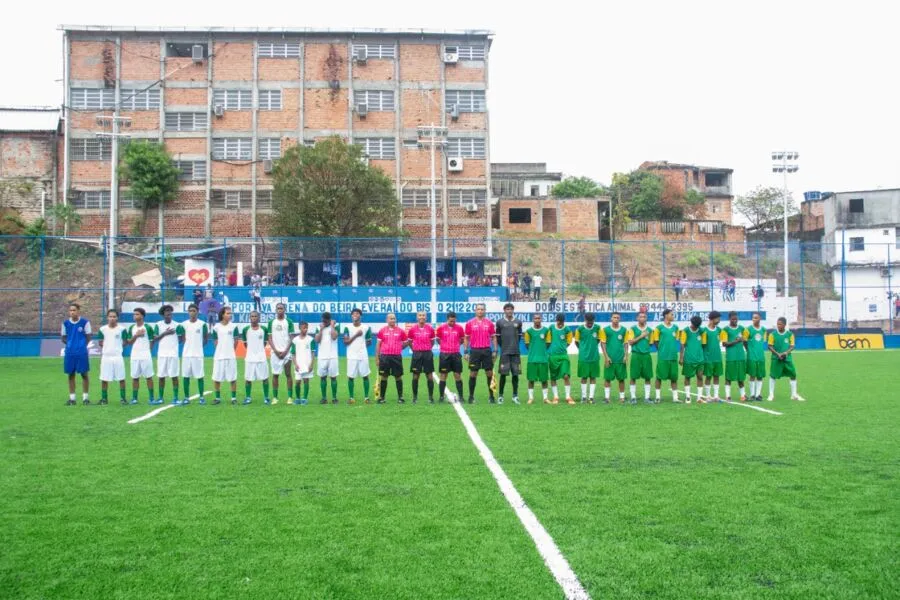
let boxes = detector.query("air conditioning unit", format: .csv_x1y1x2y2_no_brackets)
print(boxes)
354,47,368,64
443,47,459,64
214,104,224,118
881,267,891,278
465,202,478,212
448,156,464,172
355,103,368,118
191,44,205,63
262,159,274,174
448,104,460,121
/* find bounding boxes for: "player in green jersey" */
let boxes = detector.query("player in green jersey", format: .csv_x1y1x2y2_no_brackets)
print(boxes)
548,313,574,405
523,313,551,404
767,316,804,402
702,311,724,402
679,315,706,404
626,310,654,404
574,312,601,403
745,312,767,401
600,312,629,404
652,309,681,402
721,311,749,402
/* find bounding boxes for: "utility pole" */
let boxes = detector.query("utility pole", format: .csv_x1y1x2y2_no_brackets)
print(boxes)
417,124,448,324
96,114,131,311
771,151,799,297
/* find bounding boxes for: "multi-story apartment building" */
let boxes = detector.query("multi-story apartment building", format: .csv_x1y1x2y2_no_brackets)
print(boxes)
639,160,734,224
61,26,493,253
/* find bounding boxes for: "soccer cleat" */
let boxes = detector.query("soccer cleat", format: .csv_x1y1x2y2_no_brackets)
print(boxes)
119,399,127,406
376,399,386,405
412,399,418,404
230,398,237,405
264,399,271,405
182,399,191,405
489,398,495,404
629,398,637,405
364,398,370,404
644,398,653,404
299,399,308,406
171,399,179,405
429,398,435,405
348,399,356,405
468,397,475,404
130,399,139,405
212,398,221,405
589,398,596,405
271,398,279,406
320,399,328,405
739,395,746,403
199,399,207,405
512,396,520,405
497,396,504,404
619,397,625,405
243,398,252,405
528,398,534,405
601,398,610,405
566,398,576,405
286,399,294,405
791,394,806,402
766,395,774,402
332,398,338,405
99,399,108,405
551,398,560,405
398,398,405,404
65,399,76,406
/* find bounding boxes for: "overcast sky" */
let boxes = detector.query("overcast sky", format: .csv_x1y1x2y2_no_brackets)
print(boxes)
3,0,898,202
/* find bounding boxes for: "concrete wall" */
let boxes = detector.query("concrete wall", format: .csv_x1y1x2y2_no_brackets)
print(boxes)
618,221,747,253
498,197,598,238
824,189,900,242
826,226,899,266
0,131,57,220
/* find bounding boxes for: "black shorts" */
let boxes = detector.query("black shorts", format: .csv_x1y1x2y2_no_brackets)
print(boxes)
439,352,463,374
469,348,493,371
378,355,403,377
411,350,435,374
499,354,521,376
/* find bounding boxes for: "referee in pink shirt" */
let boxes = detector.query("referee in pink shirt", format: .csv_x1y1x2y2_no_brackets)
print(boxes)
376,313,407,404
436,311,465,402
408,311,436,403
464,303,497,404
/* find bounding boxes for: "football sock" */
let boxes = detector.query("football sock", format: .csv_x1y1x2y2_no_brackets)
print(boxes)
83,392,89,402
487,375,494,399
581,383,588,398
101,389,108,401
146,384,154,402
684,385,691,398
553,386,560,399
499,374,507,396
439,380,446,399
528,388,534,400
320,379,327,400
590,383,597,399
769,378,776,396
395,378,403,399
198,378,205,395
427,378,434,399
655,388,661,400
183,378,190,396
245,382,252,398
619,392,625,401
455,379,464,397
469,377,477,398
215,389,221,400
331,379,337,399
629,384,636,398
564,385,570,398
790,379,797,395
412,377,419,399
363,377,370,398
272,385,279,399
604,387,610,401
511,375,519,396
379,379,388,400
262,380,270,400
348,378,355,398
644,383,651,398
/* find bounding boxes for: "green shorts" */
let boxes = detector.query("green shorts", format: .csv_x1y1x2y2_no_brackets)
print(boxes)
747,360,766,379
656,359,679,382
577,361,600,379
604,362,627,382
704,360,723,377
769,358,796,379
725,360,747,382
548,354,571,380
629,353,654,381
526,362,549,383
682,362,704,378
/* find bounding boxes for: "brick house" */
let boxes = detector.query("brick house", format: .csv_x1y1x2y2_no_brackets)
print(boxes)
0,107,60,222
639,160,734,224
60,26,493,254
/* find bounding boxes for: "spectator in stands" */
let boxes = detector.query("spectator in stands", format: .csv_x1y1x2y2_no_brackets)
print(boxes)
533,273,543,301
228,270,237,287
894,294,900,318
192,287,203,306
728,277,736,301
507,274,516,299
576,294,586,322
251,285,261,312
753,284,765,301
522,273,532,299
548,286,558,312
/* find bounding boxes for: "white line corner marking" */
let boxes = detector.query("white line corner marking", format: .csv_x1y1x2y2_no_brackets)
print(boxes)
127,403,176,424
437,375,591,599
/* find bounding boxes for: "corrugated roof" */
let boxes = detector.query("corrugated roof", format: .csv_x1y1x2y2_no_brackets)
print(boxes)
0,107,60,133
60,25,493,39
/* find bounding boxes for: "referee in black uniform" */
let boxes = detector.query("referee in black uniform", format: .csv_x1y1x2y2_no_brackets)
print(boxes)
495,302,523,404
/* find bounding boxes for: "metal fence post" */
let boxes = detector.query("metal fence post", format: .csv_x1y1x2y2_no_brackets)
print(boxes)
393,239,399,292
159,234,166,302
609,239,615,303
102,234,108,316
222,238,228,294
755,241,761,314
661,242,667,303
335,238,341,286
799,242,806,331
506,240,511,277
709,240,715,311
840,229,847,332
278,239,284,288
888,243,894,335
560,240,566,306
39,237,45,335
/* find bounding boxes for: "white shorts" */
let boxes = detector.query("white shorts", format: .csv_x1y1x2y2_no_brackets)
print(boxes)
100,356,126,382
130,358,154,379
293,369,314,380
317,357,339,378
244,361,269,382
270,352,292,375
182,357,205,379
157,356,179,378
347,358,370,378
213,358,237,382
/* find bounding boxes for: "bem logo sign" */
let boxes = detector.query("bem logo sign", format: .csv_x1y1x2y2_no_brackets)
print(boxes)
824,333,884,351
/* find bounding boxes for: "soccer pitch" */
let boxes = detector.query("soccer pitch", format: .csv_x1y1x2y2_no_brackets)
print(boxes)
1,351,898,599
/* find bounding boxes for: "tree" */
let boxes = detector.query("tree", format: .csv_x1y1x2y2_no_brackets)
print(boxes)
270,137,401,237
48,202,82,236
734,186,797,231
551,176,605,198
610,170,664,220
119,141,180,234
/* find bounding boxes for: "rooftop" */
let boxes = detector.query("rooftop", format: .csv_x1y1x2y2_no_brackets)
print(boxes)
60,25,493,42
0,107,60,133
640,160,733,173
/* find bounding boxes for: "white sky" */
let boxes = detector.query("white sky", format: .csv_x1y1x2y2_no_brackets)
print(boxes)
2,0,898,201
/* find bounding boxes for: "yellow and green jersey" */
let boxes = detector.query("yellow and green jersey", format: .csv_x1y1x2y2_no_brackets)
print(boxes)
746,326,768,362
768,329,794,362
679,327,707,364
722,325,749,361
574,324,601,363
652,323,680,361
625,325,652,354
524,326,551,363
548,325,572,356
702,325,723,363
599,325,627,363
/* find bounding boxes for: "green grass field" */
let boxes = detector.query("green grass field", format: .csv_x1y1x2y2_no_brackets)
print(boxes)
1,351,898,599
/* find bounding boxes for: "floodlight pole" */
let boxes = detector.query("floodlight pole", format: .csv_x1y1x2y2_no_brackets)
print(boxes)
97,114,132,311
418,124,448,324
771,151,799,297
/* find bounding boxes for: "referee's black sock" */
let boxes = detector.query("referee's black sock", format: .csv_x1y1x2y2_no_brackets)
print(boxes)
379,378,388,400
411,376,419,400
395,378,403,400
439,380,446,399
427,378,434,400
499,374,507,396
511,375,519,397
487,374,494,400
468,376,477,398
455,378,464,397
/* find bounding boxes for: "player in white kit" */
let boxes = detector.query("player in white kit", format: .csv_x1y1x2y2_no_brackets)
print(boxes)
97,309,127,405
314,312,340,404
154,305,181,405
291,321,315,405
179,303,209,404
242,310,270,405
212,307,240,405
342,308,372,404
126,308,156,405
266,303,294,405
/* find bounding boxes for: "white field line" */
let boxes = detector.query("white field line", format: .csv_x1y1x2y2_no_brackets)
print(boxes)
126,391,210,424
676,388,784,416
433,373,591,600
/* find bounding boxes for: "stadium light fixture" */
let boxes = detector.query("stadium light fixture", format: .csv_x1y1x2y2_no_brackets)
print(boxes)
771,150,800,298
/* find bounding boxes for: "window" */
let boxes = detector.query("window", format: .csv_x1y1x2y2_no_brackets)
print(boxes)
849,198,864,213
401,188,433,208
449,189,487,207
71,138,111,161
174,160,207,181
355,90,395,111
212,138,252,160
257,190,273,209
164,112,208,131
352,43,396,59
258,138,282,160
166,42,208,58
71,88,115,110
211,190,252,209
258,42,300,58
849,237,865,252
447,137,486,159
445,90,486,113
71,190,110,209
212,89,252,111
457,45,486,60
120,88,161,111
259,90,282,111
530,185,540,197
356,138,396,160
491,179,521,198
508,208,531,224
119,191,140,209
